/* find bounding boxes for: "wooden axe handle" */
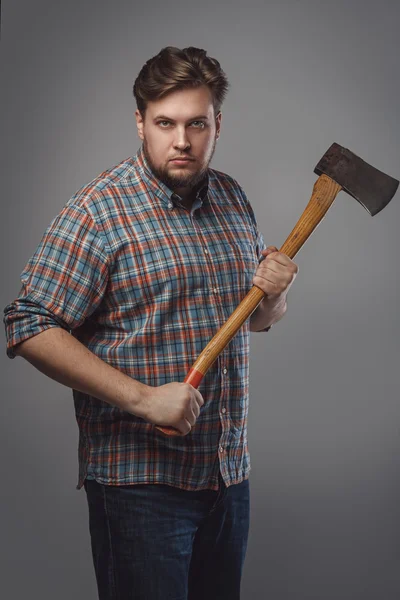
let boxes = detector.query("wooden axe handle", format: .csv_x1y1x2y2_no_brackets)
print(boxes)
156,174,342,436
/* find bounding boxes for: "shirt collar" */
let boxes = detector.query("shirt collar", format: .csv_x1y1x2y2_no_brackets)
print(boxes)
133,144,209,207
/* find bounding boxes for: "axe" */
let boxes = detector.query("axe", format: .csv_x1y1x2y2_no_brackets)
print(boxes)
156,142,399,436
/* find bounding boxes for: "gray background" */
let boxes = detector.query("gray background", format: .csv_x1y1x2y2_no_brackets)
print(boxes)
1,0,399,598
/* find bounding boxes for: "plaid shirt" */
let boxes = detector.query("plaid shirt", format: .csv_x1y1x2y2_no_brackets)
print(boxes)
4,145,268,491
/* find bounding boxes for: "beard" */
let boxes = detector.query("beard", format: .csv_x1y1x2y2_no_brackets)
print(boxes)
142,136,217,193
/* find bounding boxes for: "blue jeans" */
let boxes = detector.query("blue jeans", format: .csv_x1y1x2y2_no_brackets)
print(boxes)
83,472,250,599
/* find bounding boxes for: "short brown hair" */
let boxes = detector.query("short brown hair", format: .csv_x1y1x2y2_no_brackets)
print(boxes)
133,46,229,117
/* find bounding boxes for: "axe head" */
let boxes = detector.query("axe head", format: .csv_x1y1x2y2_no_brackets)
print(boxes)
314,143,399,216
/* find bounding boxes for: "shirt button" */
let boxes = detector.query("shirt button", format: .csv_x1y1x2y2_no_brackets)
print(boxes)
219,446,224,453
221,407,227,414
213,288,218,294
168,202,173,209
223,368,227,374
204,248,209,254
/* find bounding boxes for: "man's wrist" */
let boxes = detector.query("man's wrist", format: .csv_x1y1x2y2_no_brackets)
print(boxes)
250,295,287,331
127,380,152,419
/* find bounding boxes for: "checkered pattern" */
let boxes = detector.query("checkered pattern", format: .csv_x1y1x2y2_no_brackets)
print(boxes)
4,145,267,491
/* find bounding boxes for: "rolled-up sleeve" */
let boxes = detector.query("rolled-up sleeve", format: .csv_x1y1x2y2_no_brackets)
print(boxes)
3,203,109,358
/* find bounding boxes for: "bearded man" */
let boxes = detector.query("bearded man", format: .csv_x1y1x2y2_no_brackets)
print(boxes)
4,46,298,600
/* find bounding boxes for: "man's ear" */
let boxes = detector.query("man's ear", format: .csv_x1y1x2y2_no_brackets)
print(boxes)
135,109,145,141
215,111,222,140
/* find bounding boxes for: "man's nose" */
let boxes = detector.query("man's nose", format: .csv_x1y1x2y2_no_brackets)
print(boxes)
173,127,191,150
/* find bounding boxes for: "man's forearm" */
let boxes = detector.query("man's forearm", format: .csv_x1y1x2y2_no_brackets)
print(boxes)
250,295,287,331
14,327,149,417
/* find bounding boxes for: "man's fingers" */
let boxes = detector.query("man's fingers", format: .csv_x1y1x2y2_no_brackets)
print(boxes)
180,419,192,436
194,389,204,407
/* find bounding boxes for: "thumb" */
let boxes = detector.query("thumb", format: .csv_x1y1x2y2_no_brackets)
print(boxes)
262,246,279,256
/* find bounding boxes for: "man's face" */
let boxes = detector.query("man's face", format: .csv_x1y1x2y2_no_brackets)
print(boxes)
135,85,221,197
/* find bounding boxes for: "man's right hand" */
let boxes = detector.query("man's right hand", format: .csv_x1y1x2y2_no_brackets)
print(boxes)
139,382,205,436
13,328,204,435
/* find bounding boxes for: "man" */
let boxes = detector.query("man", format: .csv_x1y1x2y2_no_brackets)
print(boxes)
4,46,298,599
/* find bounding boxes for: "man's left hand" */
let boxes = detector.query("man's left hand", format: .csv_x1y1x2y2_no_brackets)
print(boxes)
253,246,299,301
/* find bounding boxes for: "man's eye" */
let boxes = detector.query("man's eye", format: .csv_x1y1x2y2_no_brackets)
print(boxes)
157,120,205,128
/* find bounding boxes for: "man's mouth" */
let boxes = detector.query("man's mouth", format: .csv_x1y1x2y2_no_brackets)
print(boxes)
170,157,194,162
